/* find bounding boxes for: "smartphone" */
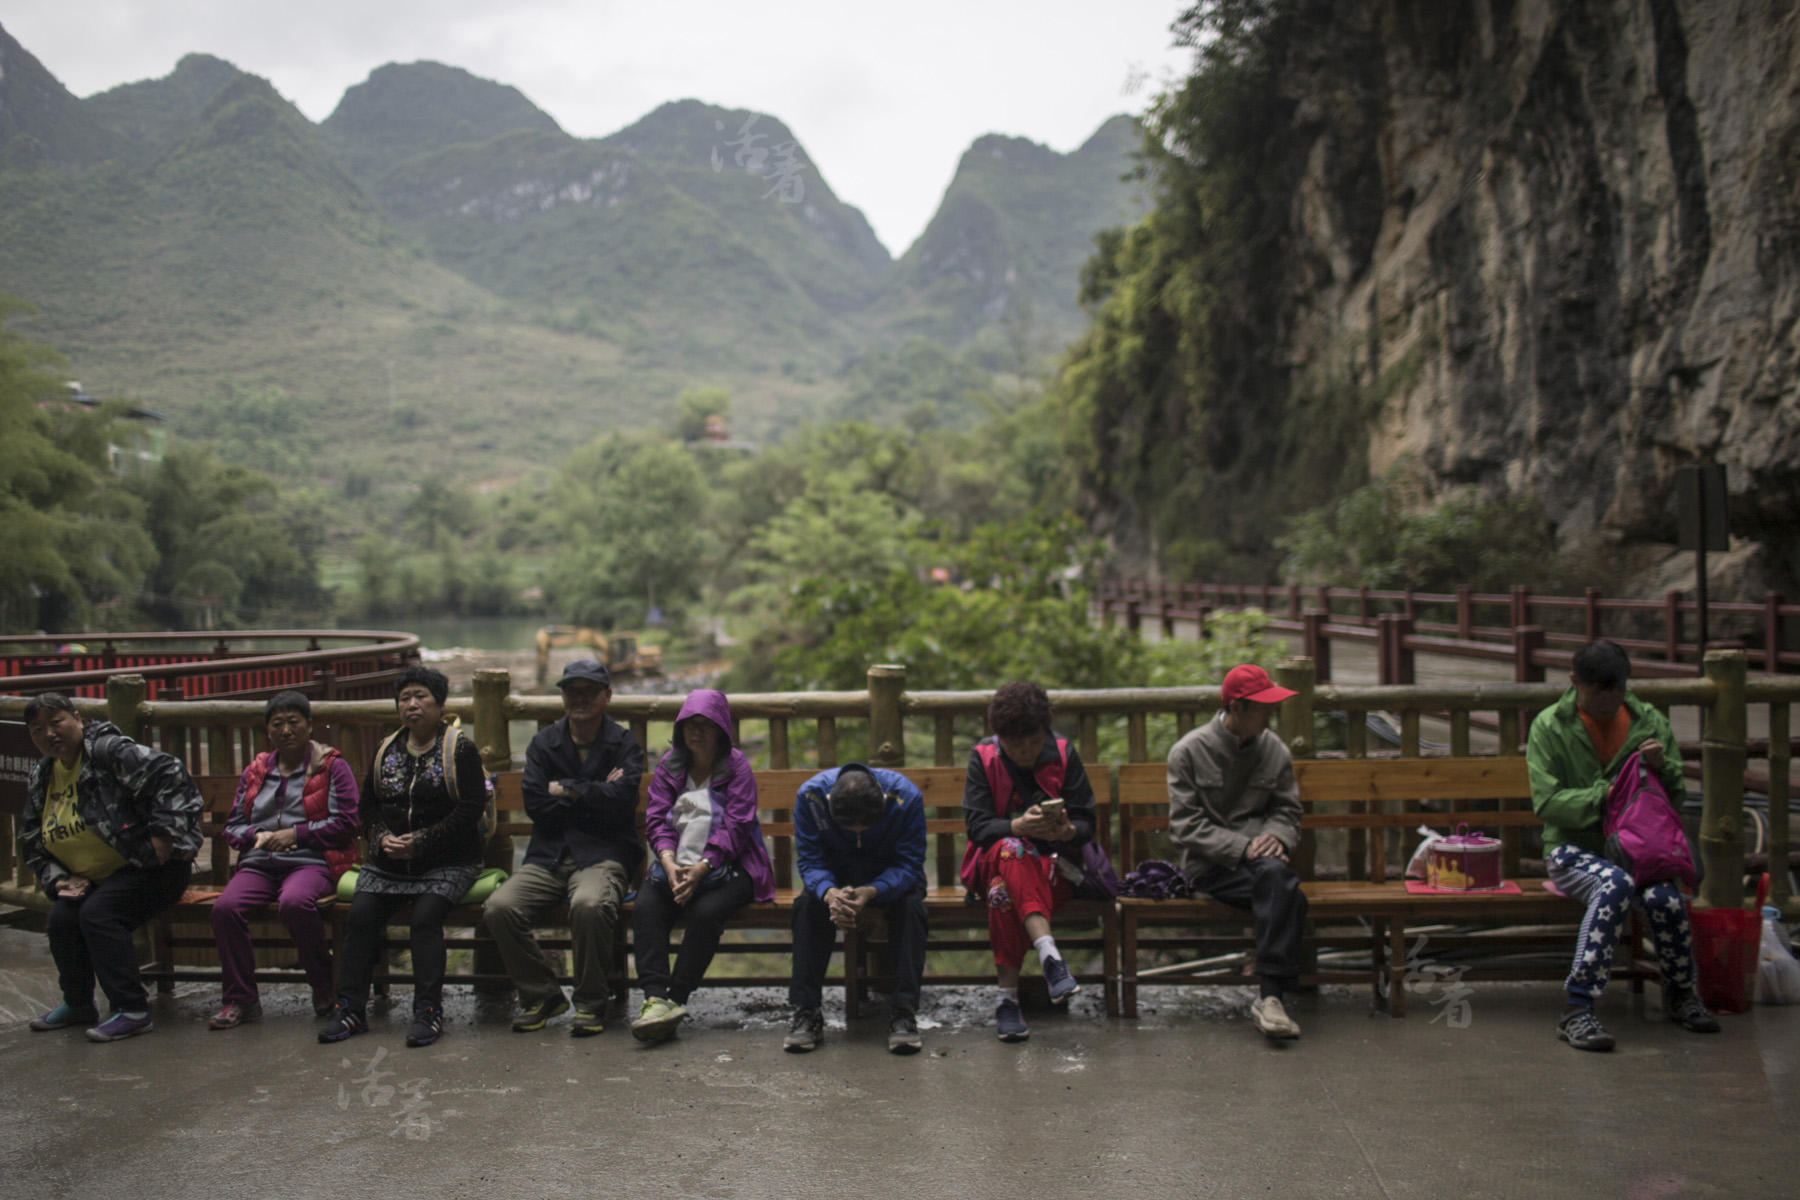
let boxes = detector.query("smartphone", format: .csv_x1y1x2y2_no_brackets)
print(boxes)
1039,798,1066,819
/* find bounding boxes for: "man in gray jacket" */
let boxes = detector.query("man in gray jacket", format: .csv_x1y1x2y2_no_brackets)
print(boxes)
1167,663,1307,1040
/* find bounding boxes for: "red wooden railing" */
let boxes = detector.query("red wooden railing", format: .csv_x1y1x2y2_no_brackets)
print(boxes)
0,630,421,702
1093,581,1799,684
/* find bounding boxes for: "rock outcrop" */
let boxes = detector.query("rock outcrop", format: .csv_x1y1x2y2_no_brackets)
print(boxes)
1281,0,1799,584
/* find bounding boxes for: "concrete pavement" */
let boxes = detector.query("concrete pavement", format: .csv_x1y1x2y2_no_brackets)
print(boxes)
3,924,1795,1200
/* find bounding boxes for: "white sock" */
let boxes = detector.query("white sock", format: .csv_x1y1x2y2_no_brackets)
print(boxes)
1033,935,1062,965
997,986,1019,1004
122,1011,149,1020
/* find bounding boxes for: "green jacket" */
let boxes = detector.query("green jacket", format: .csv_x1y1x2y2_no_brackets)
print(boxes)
1527,689,1684,855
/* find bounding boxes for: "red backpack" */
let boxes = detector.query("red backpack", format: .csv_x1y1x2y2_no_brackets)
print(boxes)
1603,750,1698,889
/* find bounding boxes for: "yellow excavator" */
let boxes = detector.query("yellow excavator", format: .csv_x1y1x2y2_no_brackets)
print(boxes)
534,626,664,687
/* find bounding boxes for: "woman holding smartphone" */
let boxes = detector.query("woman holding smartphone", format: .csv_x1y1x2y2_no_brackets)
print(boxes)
960,681,1097,1042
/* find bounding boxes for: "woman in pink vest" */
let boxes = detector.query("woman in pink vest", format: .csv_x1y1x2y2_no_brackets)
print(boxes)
208,690,359,1028
961,681,1097,1042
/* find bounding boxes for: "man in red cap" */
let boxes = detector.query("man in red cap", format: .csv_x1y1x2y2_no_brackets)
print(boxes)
1166,663,1307,1039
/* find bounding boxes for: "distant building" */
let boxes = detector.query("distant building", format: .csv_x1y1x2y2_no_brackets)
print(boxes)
41,382,168,474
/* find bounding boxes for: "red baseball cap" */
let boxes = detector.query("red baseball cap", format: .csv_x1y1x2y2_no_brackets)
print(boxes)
1221,664,1296,706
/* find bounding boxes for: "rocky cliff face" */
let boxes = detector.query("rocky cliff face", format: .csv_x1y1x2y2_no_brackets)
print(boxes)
1283,0,1799,586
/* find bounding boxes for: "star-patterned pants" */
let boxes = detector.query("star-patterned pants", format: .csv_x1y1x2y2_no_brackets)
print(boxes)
1546,844,1697,1005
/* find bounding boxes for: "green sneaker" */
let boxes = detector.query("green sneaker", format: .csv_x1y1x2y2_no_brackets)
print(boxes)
511,992,570,1033
630,996,687,1043
569,1006,605,1038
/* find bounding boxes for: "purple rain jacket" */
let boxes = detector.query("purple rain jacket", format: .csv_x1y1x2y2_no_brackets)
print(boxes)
644,689,775,902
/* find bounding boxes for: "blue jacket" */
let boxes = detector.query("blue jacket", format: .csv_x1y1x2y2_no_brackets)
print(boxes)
793,765,926,903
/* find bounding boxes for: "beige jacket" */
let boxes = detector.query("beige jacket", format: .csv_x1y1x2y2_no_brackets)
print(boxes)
1166,713,1301,879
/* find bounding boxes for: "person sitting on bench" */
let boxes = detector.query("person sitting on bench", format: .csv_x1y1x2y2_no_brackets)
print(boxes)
630,689,774,1043
1528,638,1718,1051
484,658,643,1037
782,763,928,1055
1166,663,1306,1041
961,681,1095,1042
209,690,360,1029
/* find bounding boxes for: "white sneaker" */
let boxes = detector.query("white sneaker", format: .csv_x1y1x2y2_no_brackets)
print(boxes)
1250,995,1301,1040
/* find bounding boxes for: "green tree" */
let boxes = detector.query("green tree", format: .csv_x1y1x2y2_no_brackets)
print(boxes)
131,444,327,627
0,298,155,632
676,387,732,443
543,434,707,626
735,511,1144,693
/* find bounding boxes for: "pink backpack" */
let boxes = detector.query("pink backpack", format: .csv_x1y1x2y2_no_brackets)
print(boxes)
1603,750,1698,889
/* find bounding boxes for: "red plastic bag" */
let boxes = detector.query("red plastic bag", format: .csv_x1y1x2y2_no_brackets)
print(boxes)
1691,875,1769,1015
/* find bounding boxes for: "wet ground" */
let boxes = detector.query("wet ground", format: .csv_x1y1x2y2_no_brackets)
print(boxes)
2,924,1795,1199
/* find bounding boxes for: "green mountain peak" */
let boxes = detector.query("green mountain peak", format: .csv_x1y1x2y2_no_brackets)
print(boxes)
323,60,562,179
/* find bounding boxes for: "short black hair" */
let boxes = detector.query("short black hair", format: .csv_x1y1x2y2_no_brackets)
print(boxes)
988,681,1052,740
264,690,312,722
23,692,79,723
1572,639,1632,691
828,767,885,827
395,665,449,707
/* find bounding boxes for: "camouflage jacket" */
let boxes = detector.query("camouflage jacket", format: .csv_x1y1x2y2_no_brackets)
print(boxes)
18,719,203,895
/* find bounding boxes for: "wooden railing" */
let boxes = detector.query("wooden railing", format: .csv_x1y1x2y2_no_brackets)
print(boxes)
1095,581,1800,680
0,629,420,701
1,653,1789,916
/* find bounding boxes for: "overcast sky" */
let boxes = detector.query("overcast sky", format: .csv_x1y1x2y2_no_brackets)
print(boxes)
5,0,1196,255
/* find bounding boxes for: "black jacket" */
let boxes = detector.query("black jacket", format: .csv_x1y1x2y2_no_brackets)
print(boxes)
362,726,488,874
520,713,646,877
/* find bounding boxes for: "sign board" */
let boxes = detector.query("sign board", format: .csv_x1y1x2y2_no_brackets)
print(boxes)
1676,464,1729,553
0,721,36,815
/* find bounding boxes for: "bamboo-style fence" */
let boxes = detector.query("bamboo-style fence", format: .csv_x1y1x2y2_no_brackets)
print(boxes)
1,651,1790,917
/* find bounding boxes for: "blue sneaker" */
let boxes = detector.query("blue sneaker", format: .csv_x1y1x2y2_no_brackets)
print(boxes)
85,1012,154,1042
1043,956,1079,1003
30,1003,99,1032
996,998,1029,1042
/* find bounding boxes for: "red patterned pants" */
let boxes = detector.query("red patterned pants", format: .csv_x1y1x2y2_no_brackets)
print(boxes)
968,838,1074,970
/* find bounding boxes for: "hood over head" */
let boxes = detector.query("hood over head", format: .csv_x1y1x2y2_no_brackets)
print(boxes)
672,688,735,754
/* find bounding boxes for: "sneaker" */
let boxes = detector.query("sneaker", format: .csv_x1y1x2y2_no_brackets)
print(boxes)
1043,956,1080,1003
887,1008,922,1055
569,1006,605,1038
405,1005,445,1048
207,1000,263,1030
511,992,570,1033
1250,995,1301,1040
783,1006,824,1052
1667,991,1721,1033
29,1003,99,1032
85,1012,154,1042
317,1003,368,1044
995,998,1029,1042
630,996,687,1043
1557,1007,1616,1052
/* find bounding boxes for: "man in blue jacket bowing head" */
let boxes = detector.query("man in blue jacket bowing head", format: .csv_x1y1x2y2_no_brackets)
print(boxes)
783,762,928,1055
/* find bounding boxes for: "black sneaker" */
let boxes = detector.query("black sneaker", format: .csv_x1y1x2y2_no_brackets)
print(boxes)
783,1006,823,1052
1043,956,1079,1003
317,1004,368,1044
1667,991,1720,1033
887,1008,922,1055
406,1004,445,1048
511,992,570,1033
1556,1007,1615,1052
996,997,1029,1042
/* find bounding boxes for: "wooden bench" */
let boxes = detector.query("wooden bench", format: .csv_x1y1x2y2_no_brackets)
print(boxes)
1115,757,1626,1017
154,763,1122,1017
834,765,1119,1018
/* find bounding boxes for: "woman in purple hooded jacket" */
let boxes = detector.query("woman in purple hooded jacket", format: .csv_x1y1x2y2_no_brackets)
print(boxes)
630,689,774,1042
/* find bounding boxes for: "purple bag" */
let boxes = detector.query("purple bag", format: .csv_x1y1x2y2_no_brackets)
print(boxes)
1603,750,1698,889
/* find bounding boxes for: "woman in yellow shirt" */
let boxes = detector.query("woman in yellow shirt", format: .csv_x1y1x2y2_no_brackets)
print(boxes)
18,693,202,1042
